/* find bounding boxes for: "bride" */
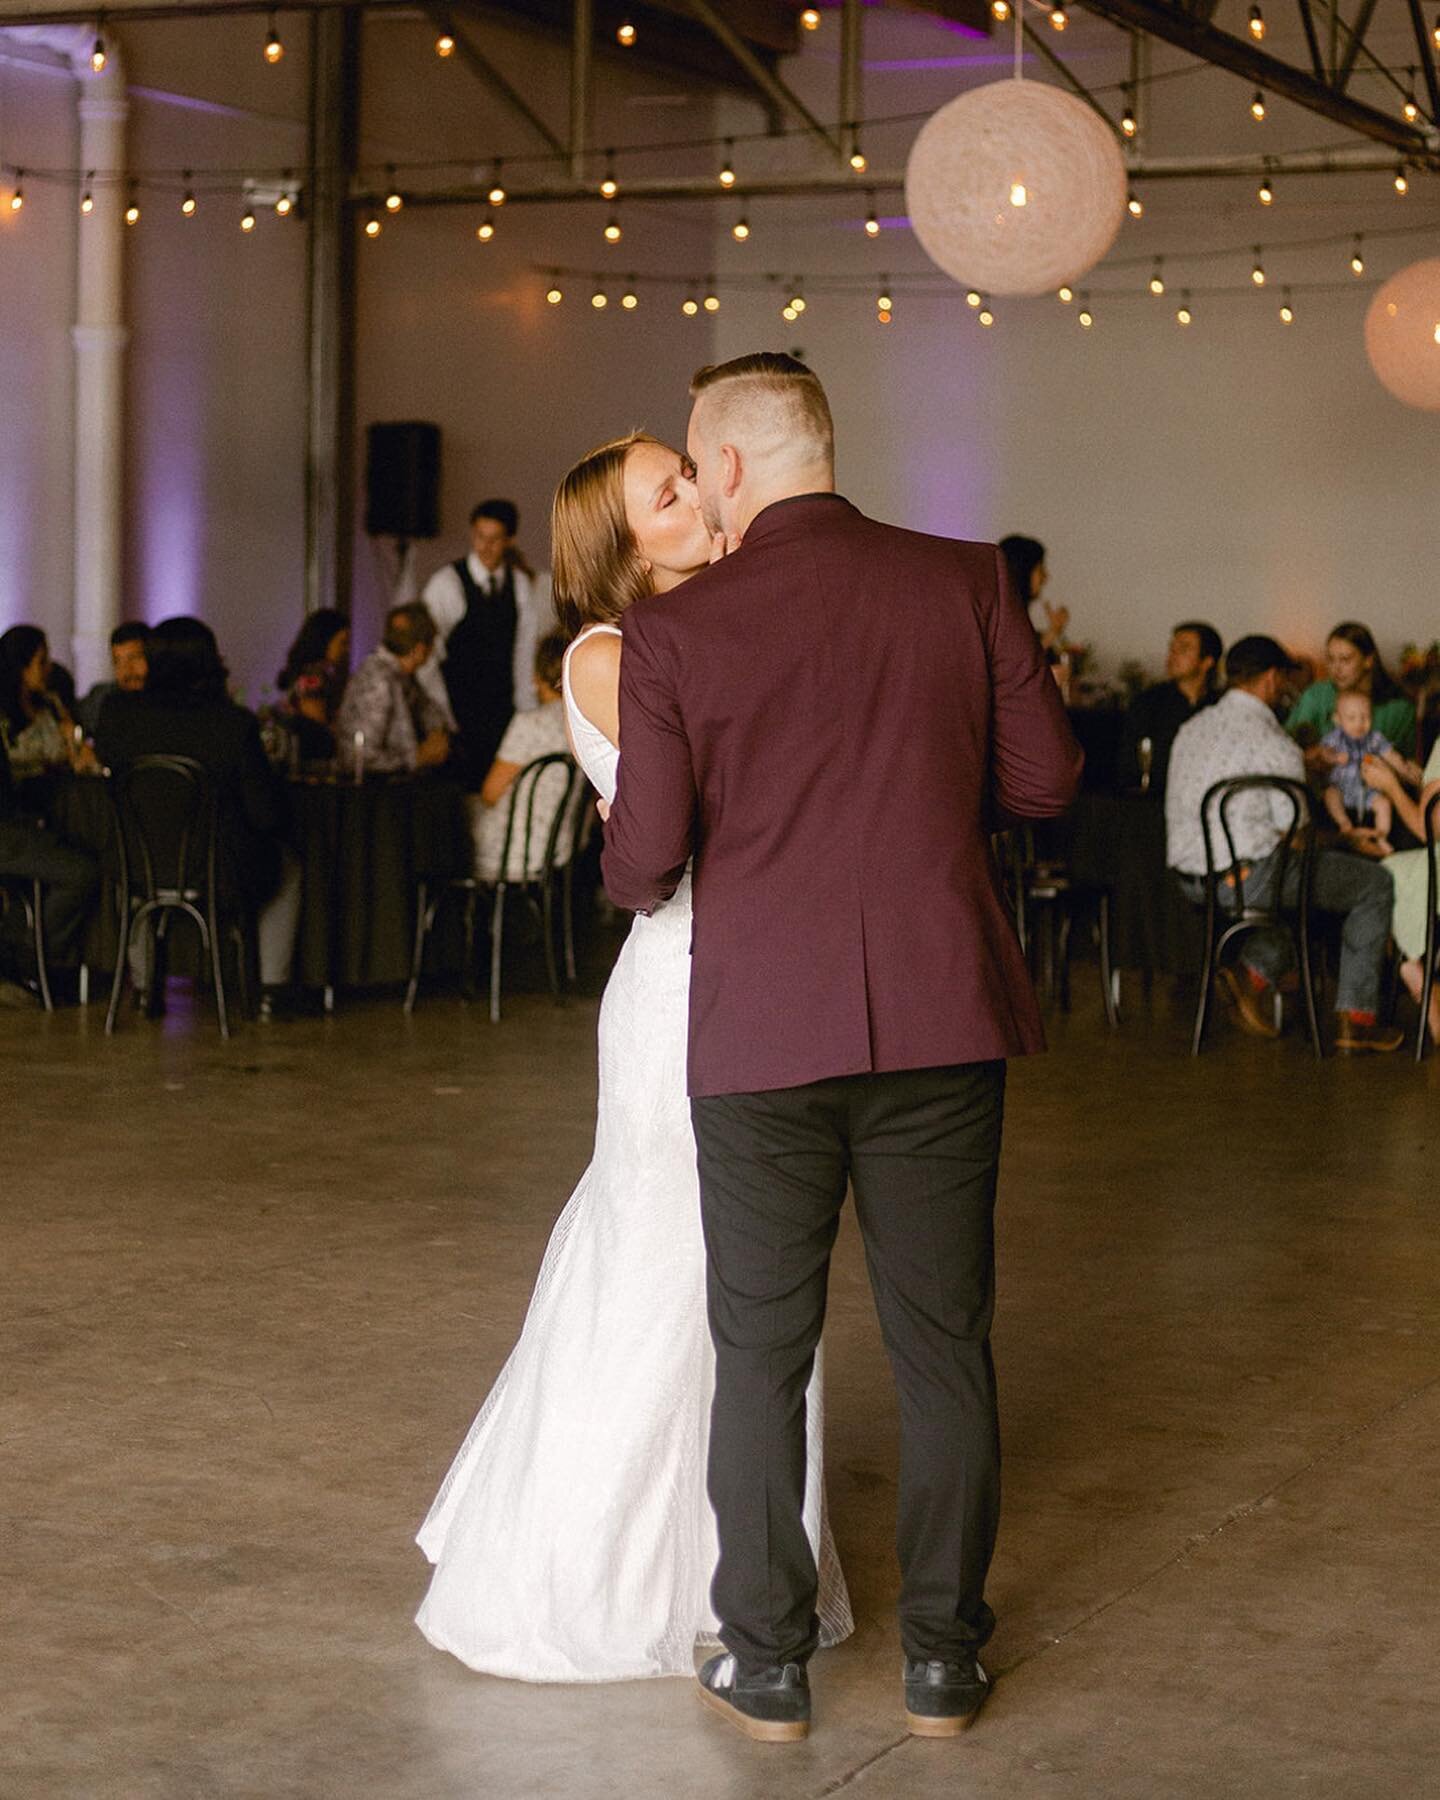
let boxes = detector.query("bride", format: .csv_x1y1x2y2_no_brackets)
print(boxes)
415,432,852,1683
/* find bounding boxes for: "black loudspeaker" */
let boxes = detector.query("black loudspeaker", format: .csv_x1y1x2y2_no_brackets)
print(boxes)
365,421,442,540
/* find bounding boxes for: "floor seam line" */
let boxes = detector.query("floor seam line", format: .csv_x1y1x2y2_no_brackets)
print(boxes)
812,1731,912,1796
995,1362,1440,1681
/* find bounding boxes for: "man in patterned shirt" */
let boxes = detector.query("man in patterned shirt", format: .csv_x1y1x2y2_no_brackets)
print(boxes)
1166,634,1401,1053
335,604,452,776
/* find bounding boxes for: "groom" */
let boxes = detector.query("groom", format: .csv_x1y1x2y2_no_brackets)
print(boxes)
602,354,1081,1742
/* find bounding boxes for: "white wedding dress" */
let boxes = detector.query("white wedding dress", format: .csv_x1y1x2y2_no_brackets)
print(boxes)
415,624,852,1683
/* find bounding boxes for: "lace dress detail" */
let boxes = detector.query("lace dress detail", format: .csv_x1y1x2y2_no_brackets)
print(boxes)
415,626,852,1681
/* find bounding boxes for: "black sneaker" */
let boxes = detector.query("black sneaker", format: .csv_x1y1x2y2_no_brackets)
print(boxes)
697,1653,810,1743
903,1655,990,1737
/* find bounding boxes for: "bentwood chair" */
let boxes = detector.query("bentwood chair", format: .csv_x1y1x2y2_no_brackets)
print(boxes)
405,753,584,1023
0,875,53,1010
104,756,253,1040
1189,776,1322,1059
1414,787,1440,1064
995,828,1118,1029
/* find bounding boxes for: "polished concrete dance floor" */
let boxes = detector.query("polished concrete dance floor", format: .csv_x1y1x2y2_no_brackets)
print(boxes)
5,961,1438,1799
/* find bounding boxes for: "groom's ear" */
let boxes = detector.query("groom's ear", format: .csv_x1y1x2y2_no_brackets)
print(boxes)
720,443,742,498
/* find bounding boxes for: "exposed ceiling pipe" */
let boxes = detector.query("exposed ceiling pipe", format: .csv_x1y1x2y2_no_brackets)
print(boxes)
4,23,128,689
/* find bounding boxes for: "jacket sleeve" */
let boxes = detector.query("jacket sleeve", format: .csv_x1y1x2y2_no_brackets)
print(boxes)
986,547,1084,820
600,608,697,915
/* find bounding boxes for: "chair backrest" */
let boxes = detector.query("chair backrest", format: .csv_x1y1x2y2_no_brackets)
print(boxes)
106,755,217,903
1199,775,1313,916
1424,787,1440,947
495,753,582,884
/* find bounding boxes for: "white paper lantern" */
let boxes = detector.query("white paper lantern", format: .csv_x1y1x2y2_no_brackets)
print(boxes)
1364,258,1440,412
904,80,1127,298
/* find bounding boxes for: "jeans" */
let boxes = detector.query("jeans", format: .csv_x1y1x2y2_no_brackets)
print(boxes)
1185,843,1394,1016
0,818,98,968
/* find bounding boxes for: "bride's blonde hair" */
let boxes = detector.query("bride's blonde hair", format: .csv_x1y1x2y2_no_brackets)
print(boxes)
551,431,661,637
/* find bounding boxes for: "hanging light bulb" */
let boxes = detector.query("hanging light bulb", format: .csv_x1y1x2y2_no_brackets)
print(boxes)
546,282,564,305
1279,288,1294,324
616,17,636,46
599,154,618,200
1394,163,1409,194
703,291,720,313
80,175,95,215
1251,248,1266,286
1177,292,1193,326
1078,302,1094,329
621,286,639,309
364,214,382,237
1050,1,1067,29
90,31,107,73
1009,181,1028,208
1403,75,1420,121
789,286,807,314
731,216,750,242
1149,259,1165,296
876,281,893,313
435,27,455,57
864,193,880,236
683,294,700,316
781,303,798,321
275,189,294,217
591,288,608,310
1121,93,1138,138
1258,172,1275,205
991,0,1011,17
801,7,821,28
718,141,736,188
966,289,982,308
488,162,507,207
180,175,197,216
1250,89,1266,121
476,213,495,241
1127,189,1144,218
1057,285,1074,304
264,14,284,63
849,140,867,173
384,170,403,212
1248,5,1266,39
240,206,257,233
978,307,996,327
1350,235,1365,275
124,187,140,225
604,213,622,243
1433,11,1440,49
9,173,23,213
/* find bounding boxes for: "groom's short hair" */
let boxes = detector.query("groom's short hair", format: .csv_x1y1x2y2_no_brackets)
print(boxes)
689,353,834,467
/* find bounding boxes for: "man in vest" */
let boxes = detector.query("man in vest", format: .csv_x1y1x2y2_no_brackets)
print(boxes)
419,499,555,790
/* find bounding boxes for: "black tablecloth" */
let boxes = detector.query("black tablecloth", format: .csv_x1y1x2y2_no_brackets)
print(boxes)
51,774,469,989
1040,792,1205,976
1067,707,1124,793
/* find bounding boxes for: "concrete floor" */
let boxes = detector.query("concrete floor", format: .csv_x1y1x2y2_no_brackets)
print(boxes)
4,955,1439,1800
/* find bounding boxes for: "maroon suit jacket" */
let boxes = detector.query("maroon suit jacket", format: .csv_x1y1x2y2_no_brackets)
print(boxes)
601,493,1083,1098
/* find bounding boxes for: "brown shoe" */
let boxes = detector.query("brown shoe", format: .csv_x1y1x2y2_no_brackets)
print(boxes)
1218,966,1280,1038
1335,1018,1404,1054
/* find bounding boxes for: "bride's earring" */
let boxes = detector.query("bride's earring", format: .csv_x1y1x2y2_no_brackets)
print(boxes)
640,558,652,574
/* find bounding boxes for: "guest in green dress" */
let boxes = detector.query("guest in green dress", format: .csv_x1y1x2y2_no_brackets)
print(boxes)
1366,738,1440,1045
1287,622,1416,767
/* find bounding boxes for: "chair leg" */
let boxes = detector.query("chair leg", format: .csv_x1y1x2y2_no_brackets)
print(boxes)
207,910,230,1041
562,861,577,985
404,881,430,1016
489,884,507,1023
1191,916,1218,1056
1056,910,1073,1013
105,889,131,1036
1296,920,1323,1061
1416,930,1437,1065
541,875,561,1003
30,880,53,1013
460,890,479,1003
78,963,90,1009
1098,892,1118,1029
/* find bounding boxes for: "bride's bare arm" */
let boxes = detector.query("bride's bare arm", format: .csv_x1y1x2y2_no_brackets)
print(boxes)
566,632,623,750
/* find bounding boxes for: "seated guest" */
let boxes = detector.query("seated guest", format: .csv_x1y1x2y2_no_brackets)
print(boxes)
1166,634,1402,1053
78,623,150,735
1119,621,1222,795
95,617,303,1010
336,604,451,776
275,608,350,761
469,632,572,882
0,625,89,782
1366,743,1440,1045
0,721,98,1007
1319,690,1422,856
1287,621,1416,768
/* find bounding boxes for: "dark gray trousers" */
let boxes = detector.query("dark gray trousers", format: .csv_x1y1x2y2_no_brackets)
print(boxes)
690,1060,1006,1674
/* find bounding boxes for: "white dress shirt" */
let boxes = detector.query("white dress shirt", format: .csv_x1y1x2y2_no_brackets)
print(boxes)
1166,687,1306,876
416,552,556,726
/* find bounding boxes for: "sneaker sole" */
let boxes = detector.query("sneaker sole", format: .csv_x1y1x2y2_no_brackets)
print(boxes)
905,1706,981,1738
697,1680,809,1743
